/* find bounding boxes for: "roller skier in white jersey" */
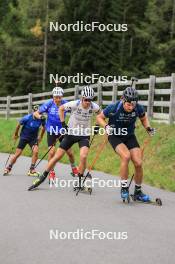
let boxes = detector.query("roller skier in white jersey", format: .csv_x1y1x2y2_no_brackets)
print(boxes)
28,86,101,191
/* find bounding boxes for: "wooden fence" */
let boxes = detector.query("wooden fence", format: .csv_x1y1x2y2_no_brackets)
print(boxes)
0,73,175,124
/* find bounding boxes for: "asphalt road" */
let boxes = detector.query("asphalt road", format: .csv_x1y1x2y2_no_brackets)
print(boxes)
0,153,175,264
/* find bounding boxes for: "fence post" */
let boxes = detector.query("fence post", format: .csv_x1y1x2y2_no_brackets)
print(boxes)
28,93,33,114
112,83,118,103
97,82,102,105
74,85,79,100
6,96,11,120
147,75,156,119
169,73,175,124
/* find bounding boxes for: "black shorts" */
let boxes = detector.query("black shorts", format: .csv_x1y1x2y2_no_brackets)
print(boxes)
47,132,64,147
17,137,38,150
59,135,90,151
108,134,140,150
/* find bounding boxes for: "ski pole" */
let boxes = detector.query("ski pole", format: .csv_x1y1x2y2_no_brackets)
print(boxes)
4,139,17,168
87,137,108,173
89,134,96,148
34,134,63,169
76,136,108,196
78,125,99,156
88,129,98,148
131,77,138,88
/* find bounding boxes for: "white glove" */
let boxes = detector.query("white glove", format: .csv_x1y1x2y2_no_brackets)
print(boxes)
105,125,114,135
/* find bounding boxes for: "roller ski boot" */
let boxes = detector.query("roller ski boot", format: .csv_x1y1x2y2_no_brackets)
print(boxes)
3,166,12,176
71,167,79,177
28,171,49,191
48,170,56,184
121,187,130,203
133,189,150,202
130,188,162,206
27,169,40,177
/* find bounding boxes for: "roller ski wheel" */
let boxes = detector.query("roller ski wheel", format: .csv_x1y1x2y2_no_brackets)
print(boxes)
130,194,162,206
122,196,130,203
87,187,92,194
155,198,162,206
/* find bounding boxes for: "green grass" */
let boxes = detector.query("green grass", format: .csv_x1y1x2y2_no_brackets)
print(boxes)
0,118,175,192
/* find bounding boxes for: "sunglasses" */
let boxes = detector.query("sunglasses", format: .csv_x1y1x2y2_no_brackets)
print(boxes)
83,98,92,102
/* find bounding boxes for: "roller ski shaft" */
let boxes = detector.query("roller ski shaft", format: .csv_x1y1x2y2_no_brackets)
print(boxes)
27,170,40,177
130,194,162,206
74,173,92,196
28,172,48,191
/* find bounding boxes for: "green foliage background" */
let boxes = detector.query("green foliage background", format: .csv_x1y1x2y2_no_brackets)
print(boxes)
0,0,174,96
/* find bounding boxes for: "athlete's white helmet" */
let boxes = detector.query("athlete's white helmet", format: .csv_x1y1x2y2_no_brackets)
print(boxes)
81,86,94,99
52,87,64,97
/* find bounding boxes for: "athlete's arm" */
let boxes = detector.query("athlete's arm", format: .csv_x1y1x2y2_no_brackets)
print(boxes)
13,123,21,140
140,114,156,136
139,114,150,129
96,112,108,128
35,100,52,119
38,126,45,144
59,105,65,123
33,110,42,119
59,101,77,123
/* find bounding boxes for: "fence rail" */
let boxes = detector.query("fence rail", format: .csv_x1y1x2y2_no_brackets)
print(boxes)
0,73,175,124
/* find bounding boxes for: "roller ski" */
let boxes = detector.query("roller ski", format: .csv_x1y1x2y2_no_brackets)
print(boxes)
121,187,130,203
71,167,79,177
28,172,48,191
3,166,12,176
74,173,92,195
130,189,162,206
27,170,40,177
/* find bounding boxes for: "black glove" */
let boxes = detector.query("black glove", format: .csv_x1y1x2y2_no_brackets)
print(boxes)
146,127,156,136
94,124,100,135
40,115,46,121
61,121,68,132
